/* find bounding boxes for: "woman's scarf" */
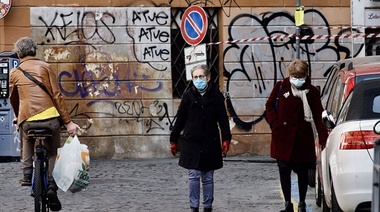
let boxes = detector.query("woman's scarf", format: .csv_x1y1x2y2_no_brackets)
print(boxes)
291,84,313,122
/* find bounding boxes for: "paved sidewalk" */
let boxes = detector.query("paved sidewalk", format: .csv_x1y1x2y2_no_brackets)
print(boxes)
0,156,318,212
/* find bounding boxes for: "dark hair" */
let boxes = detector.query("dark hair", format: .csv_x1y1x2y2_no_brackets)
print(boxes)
13,37,37,58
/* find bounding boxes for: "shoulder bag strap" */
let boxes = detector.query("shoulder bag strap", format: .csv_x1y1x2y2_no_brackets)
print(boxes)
275,82,283,112
16,66,52,98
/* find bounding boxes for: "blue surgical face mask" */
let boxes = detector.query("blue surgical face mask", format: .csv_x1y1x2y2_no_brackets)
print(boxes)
193,78,207,90
290,76,306,88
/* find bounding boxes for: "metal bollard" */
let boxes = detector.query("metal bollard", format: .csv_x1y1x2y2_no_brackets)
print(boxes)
373,138,380,212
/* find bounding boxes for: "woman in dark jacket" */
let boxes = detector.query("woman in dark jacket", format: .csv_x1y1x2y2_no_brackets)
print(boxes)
170,64,232,212
265,59,328,212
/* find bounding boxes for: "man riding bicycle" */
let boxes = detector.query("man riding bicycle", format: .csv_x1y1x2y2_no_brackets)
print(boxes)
9,37,80,211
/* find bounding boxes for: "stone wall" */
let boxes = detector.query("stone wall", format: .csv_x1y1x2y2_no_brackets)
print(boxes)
0,0,357,159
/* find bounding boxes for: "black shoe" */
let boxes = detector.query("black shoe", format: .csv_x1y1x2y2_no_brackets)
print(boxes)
19,175,32,186
47,189,62,211
204,208,212,212
279,201,294,212
298,202,306,212
190,207,199,212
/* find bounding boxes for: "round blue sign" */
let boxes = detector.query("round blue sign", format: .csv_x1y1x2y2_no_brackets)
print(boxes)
181,6,208,46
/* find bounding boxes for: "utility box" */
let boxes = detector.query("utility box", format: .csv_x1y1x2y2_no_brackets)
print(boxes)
0,51,20,162
373,139,380,212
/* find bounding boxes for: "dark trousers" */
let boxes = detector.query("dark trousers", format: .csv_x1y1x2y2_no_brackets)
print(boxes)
20,117,61,190
277,160,309,203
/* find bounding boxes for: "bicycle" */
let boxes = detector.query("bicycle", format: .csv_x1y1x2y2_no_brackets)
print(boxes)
28,128,53,212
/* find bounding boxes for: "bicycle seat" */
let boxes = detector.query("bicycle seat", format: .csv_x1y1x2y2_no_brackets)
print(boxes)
27,128,53,137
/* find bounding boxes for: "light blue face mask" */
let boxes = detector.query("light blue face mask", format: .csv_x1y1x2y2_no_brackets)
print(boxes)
193,78,207,90
290,77,306,88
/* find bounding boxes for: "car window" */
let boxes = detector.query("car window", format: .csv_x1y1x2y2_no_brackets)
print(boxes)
336,92,352,125
373,95,380,113
356,74,380,83
345,80,380,121
327,76,343,118
331,78,344,118
336,87,380,124
325,76,338,112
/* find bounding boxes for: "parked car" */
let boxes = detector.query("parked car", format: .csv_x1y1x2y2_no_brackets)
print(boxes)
311,56,380,211
321,78,380,211
372,121,380,212
319,56,380,111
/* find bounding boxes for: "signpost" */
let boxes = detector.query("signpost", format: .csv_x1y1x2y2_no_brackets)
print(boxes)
184,44,207,81
180,5,208,46
181,6,208,80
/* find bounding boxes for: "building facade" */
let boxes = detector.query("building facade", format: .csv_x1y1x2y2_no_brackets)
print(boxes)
0,0,379,159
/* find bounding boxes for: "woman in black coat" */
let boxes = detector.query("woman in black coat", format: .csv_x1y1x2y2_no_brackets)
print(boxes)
170,64,232,212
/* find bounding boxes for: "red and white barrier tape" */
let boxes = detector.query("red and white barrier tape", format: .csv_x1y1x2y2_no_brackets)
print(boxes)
299,26,380,30
207,33,380,45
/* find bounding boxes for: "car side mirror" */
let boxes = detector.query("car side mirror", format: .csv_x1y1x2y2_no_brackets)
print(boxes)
322,110,336,129
374,121,380,134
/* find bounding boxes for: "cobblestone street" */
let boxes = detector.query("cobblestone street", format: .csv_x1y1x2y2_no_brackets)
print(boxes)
0,156,319,212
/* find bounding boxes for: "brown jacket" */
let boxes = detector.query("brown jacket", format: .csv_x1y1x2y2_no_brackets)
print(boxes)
9,56,72,126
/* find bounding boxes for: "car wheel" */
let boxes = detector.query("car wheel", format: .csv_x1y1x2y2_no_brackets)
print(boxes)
322,192,330,212
331,184,343,212
308,169,316,187
315,171,322,207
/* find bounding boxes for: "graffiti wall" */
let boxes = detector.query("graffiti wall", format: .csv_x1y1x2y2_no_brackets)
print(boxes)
220,6,363,154
30,7,174,158
26,2,359,159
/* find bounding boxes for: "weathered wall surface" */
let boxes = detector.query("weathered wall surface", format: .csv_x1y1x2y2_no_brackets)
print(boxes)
0,0,360,159
220,6,358,156
31,7,174,159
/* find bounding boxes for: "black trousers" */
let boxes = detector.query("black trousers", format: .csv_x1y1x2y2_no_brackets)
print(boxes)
277,160,309,203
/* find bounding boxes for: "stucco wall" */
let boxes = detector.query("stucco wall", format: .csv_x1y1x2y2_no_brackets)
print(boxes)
0,0,362,159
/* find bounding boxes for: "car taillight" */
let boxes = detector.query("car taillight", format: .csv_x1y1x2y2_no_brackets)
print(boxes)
339,130,380,150
344,78,355,99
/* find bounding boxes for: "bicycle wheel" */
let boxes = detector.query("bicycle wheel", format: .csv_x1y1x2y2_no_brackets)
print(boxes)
42,189,48,212
34,160,42,212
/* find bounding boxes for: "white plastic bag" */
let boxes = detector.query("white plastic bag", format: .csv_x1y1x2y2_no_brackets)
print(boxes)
68,142,90,193
52,135,90,193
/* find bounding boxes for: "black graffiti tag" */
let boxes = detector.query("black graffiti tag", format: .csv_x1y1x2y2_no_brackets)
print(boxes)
143,46,170,61
223,9,363,131
139,27,169,43
38,11,116,45
132,9,169,25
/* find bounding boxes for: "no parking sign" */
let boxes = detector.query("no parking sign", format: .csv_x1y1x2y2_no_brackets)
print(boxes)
0,0,11,19
180,5,208,46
